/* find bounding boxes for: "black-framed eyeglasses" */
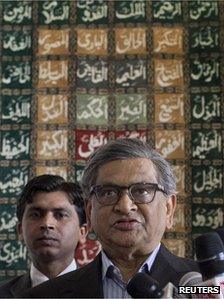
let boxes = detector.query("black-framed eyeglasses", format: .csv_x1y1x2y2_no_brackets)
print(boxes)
90,182,166,206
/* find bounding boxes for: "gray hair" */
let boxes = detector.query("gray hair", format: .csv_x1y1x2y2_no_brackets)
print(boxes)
81,138,177,198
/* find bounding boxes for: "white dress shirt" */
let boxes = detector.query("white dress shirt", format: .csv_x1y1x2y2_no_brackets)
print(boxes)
102,243,161,298
30,259,77,287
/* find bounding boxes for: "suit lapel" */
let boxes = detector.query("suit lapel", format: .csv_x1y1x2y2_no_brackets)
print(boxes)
58,254,103,298
148,244,176,288
10,273,31,297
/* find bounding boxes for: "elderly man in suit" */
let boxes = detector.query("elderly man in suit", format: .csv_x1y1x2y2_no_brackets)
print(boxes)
0,175,87,298
21,138,199,298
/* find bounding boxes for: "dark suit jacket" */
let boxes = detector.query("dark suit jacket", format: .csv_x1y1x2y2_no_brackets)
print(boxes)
21,244,199,298
0,273,31,298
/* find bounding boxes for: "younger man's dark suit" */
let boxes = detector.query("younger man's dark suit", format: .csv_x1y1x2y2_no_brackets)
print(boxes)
0,273,31,298
21,244,199,298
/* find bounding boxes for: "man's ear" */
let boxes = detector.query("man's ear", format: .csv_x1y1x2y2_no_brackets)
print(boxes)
17,222,24,241
166,194,177,230
78,224,88,245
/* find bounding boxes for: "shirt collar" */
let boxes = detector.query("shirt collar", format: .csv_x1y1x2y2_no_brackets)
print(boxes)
102,251,116,280
101,243,161,280
30,259,77,287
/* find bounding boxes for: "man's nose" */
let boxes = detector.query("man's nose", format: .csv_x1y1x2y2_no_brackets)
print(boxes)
40,213,55,230
113,191,137,214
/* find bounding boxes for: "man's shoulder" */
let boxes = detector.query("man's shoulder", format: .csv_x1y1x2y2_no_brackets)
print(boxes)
0,275,22,289
0,274,29,298
21,254,103,298
159,243,198,268
150,244,199,288
58,254,102,281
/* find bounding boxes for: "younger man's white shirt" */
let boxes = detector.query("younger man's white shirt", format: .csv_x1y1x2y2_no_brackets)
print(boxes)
30,259,77,287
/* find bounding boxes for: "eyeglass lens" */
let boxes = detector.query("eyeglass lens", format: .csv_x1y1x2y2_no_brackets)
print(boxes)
95,183,158,205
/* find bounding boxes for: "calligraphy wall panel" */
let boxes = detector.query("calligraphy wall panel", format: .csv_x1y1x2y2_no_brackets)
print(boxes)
0,0,223,282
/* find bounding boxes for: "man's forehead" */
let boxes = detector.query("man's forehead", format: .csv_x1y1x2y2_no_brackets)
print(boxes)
24,202,75,212
26,191,75,208
96,158,157,184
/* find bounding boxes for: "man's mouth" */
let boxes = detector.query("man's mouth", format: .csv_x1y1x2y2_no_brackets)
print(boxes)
113,219,140,230
36,237,59,246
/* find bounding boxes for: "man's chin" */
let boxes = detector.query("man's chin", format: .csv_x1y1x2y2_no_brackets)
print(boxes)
110,236,140,248
35,247,60,260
